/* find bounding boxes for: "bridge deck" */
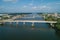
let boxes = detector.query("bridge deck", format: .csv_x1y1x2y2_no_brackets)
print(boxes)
0,20,57,23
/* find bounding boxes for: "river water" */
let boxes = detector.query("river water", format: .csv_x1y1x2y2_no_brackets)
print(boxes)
0,14,60,40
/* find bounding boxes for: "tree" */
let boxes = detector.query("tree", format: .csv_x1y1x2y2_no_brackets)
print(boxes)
56,18,60,30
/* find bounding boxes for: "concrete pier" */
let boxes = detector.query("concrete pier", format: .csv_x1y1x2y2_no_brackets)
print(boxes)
32,22,34,26
50,23,55,27
16,22,19,24
10,22,12,24
23,22,25,25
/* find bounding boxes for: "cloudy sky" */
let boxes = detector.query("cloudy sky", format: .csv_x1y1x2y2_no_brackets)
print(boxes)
0,0,60,13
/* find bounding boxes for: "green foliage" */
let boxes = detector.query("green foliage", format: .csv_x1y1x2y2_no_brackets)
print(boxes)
45,15,55,21
3,17,9,19
56,18,60,30
57,18,60,23
1,16,9,20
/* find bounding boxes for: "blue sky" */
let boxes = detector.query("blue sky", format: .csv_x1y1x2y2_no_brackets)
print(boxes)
0,0,60,13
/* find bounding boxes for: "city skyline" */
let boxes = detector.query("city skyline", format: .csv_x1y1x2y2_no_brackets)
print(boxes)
0,0,60,13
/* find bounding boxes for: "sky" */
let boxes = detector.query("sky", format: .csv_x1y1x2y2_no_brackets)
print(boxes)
0,0,60,13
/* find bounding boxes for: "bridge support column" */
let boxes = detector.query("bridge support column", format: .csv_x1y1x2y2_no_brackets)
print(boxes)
16,22,19,27
32,22,34,27
3,22,5,24
16,22,18,24
23,22,25,25
10,22,12,24
50,23,54,27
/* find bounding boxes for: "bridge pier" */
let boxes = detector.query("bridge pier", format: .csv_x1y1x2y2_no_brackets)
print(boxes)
10,22,12,24
2,22,5,24
16,22,19,27
16,22,18,24
23,22,25,25
32,22,34,27
50,23,55,27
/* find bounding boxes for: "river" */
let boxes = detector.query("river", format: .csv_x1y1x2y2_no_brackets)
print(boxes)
0,14,60,40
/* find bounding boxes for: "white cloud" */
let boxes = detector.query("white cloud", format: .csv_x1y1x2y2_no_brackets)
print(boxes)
39,5,51,11
42,6,46,8
40,5,49,9
39,5,47,9
3,0,18,3
23,5,27,8
32,6,37,9
29,3,33,6
56,3,60,4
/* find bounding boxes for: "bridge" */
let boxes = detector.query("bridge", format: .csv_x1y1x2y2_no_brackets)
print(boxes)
0,20,57,27
0,14,57,27
1,20,57,23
